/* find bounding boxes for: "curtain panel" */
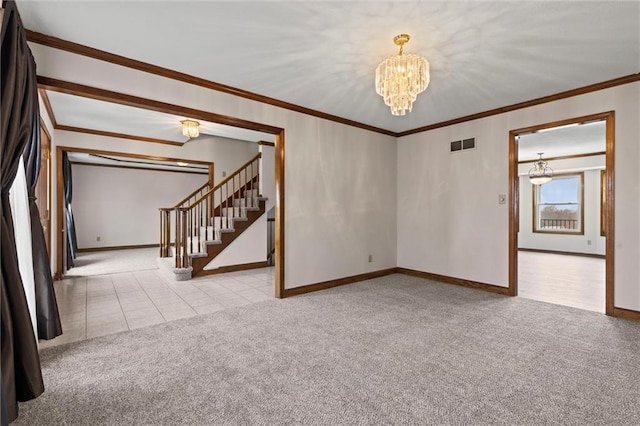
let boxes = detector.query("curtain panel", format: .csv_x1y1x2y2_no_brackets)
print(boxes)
23,92,62,340
1,0,45,422
8,156,38,337
62,151,77,269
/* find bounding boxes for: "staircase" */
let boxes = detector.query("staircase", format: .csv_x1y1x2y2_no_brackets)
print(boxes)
159,153,267,279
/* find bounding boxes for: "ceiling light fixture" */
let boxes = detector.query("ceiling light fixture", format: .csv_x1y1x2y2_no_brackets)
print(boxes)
529,153,553,185
375,34,430,116
181,119,200,139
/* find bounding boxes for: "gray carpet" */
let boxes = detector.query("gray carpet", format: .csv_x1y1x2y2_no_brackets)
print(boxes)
65,248,159,277
15,274,640,425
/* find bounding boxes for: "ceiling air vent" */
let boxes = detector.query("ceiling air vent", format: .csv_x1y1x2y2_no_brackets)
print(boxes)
450,137,476,153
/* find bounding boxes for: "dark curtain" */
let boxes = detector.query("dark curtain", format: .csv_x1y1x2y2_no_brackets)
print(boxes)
23,93,62,340
1,1,45,423
62,152,77,269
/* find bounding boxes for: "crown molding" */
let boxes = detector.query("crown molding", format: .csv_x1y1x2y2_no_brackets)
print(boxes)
27,30,640,139
26,30,396,137
397,74,640,137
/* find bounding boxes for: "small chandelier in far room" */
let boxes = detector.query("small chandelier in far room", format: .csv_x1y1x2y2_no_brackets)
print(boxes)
529,153,553,185
375,33,430,116
181,119,200,139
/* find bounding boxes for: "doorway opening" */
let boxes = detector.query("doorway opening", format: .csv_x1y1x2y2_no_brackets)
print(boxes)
39,81,286,347
40,80,286,299
56,146,215,278
509,111,614,315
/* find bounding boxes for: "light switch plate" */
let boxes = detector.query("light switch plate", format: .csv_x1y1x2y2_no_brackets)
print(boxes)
498,194,506,204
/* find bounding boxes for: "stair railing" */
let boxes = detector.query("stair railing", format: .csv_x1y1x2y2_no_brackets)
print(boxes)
174,153,262,269
174,181,212,209
267,217,275,266
159,181,212,258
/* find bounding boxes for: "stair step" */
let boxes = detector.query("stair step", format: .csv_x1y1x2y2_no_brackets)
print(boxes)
174,197,265,256
233,197,261,208
188,252,208,258
183,236,223,256
211,216,233,229
221,207,248,218
198,226,222,241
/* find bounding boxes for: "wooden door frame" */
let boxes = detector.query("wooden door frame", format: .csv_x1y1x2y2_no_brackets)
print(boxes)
44,78,286,299
508,111,615,315
55,146,215,279
39,118,53,260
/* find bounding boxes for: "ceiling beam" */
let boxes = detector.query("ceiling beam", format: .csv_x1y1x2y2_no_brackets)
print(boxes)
71,161,208,175
58,144,214,166
56,124,184,147
37,76,284,135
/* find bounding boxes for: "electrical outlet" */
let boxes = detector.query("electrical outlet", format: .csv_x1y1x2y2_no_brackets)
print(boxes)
587,240,592,245
498,194,506,204
368,254,372,263
96,236,101,242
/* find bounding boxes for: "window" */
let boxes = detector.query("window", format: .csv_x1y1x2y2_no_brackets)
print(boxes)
533,173,584,234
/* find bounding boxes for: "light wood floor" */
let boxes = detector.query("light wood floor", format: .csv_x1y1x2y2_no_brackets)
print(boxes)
517,251,605,313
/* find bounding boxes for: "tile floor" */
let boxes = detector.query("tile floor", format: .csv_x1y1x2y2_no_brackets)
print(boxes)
40,267,276,349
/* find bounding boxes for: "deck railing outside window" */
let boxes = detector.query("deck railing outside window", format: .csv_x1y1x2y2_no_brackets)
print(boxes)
539,218,578,230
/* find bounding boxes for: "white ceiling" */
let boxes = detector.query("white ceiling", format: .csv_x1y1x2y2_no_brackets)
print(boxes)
517,120,606,161
19,1,640,133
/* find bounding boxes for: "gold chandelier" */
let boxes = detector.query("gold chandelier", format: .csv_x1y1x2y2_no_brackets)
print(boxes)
181,119,200,139
375,34,430,116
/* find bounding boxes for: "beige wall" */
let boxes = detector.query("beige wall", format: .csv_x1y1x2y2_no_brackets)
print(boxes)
398,82,640,311
31,43,399,290
72,164,207,249
31,42,638,309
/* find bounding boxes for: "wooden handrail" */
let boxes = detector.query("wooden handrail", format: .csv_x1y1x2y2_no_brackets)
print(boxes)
216,152,261,189
189,153,261,208
172,181,211,208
